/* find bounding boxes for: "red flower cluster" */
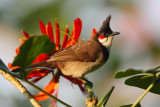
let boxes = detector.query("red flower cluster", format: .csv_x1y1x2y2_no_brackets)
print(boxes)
8,18,97,106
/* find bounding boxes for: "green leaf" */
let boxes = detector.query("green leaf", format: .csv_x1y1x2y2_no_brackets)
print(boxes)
125,75,160,95
12,35,55,72
114,68,145,78
115,66,160,79
0,59,10,72
120,103,141,107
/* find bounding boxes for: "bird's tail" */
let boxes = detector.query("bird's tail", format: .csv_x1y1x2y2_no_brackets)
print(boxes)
11,61,56,72
29,61,55,68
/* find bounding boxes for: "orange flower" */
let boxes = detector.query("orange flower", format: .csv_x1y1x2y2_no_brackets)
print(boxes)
9,18,97,106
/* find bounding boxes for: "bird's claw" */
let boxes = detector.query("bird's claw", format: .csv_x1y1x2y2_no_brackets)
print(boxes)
83,78,93,88
84,84,93,98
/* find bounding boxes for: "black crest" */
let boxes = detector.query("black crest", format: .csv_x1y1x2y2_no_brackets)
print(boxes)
98,15,113,35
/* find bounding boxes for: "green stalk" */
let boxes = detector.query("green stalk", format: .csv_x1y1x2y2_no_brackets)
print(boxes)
24,80,71,107
97,86,115,107
102,86,115,107
131,83,154,107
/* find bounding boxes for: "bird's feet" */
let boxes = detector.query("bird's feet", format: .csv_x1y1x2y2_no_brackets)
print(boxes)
83,78,93,88
82,78,94,98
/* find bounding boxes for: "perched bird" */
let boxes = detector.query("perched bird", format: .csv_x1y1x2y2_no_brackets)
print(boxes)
12,15,119,88
28,15,119,80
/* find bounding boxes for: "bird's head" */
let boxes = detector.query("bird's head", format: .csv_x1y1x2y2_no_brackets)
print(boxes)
96,15,120,50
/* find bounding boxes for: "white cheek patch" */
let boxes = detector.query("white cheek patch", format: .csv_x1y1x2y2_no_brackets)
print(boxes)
98,36,114,50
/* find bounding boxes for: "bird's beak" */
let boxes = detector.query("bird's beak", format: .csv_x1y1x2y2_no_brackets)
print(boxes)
112,32,120,36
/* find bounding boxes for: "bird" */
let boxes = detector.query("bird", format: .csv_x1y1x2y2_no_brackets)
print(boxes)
12,15,119,87
28,15,119,80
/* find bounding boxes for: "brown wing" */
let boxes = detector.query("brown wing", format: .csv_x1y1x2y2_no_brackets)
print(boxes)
48,39,102,62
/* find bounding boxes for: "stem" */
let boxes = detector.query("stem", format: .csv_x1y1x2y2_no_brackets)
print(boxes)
24,80,71,107
97,86,115,107
0,70,42,107
102,86,115,107
131,83,154,107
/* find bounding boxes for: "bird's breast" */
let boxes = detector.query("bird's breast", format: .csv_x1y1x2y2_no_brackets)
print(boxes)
59,55,106,78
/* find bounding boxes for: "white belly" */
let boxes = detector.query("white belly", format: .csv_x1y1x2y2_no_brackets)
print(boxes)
60,61,105,78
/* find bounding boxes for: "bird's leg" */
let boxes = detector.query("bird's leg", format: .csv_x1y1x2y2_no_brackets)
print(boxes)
81,77,96,99
84,85,92,98
82,78,93,88
82,77,98,106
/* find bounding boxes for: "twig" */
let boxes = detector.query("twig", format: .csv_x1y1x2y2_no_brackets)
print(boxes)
131,83,154,107
0,70,42,107
97,86,115,107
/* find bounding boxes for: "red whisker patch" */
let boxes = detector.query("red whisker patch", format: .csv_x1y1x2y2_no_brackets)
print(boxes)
99,35,105,39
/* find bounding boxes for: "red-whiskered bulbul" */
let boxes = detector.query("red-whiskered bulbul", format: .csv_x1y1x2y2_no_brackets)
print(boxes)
12,16,119,87
29,15,119,79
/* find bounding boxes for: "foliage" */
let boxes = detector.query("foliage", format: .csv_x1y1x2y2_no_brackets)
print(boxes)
12,36,55,77
115,66,160,106
115,66,160,94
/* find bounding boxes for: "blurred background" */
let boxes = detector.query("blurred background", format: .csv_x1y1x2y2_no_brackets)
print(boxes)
0,0,160,107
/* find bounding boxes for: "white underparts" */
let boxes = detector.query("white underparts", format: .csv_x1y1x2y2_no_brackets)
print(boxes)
98,36,114,51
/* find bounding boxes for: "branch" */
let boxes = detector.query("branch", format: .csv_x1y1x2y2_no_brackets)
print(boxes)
0,70,42,107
